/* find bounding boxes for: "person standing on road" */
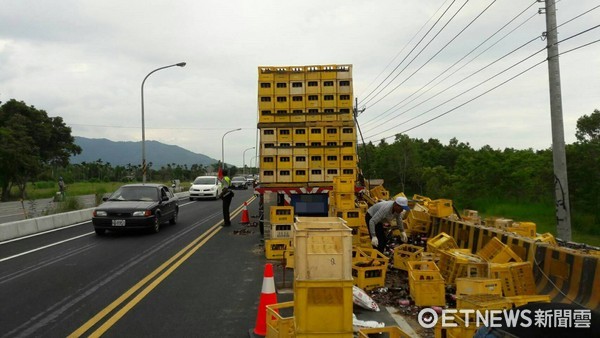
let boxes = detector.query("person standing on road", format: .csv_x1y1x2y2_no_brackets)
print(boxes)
219,169,234,226
365,196,410,253
58,177,66,200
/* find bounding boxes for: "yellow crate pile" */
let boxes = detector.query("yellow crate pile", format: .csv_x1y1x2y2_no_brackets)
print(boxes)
267,216,354,337
257,65,357,184
265,206,295,260
330,177,372,247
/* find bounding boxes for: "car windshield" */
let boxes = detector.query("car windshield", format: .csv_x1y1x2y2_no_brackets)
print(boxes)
232,177,246,182
109,186,158,201
193,177,216,185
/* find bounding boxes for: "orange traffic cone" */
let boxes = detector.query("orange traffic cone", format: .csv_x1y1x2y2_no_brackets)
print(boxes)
252,263,278,336
241,201,250,224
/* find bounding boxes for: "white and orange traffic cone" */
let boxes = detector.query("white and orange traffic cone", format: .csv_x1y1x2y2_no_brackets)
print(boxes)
252,263,277,336
241,201,250,224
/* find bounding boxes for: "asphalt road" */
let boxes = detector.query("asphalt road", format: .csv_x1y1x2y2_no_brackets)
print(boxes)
0,189,283,337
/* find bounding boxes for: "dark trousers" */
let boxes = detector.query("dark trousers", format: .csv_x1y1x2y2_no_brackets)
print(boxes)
364,213,387,253
222,192,233,226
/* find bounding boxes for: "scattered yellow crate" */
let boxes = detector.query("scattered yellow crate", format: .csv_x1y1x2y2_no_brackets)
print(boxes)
506,294,551,307
506,222,536,237
392,244,424,271
438,249,488,285
489,261,536,297
358,326,412,338
412,194,432,204
335,209,364,227
456,294,512,311
265,238,293,260
369,185,390,201
407,209,431,234
427,232,458,254
446,313,479,338
426,199,453,217
352,247,389,290
270,206,294,223
266,301,295,338
456,277,503,296
476,237,523,263
408,266,446,306
533,232,558,246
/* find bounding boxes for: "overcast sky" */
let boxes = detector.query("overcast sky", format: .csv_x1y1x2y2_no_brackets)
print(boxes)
1,0,598,167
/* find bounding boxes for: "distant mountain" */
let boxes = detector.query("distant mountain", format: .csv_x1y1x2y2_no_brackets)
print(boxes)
71,136,218,168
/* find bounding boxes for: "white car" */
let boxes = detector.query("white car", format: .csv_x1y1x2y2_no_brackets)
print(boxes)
189,176,221,200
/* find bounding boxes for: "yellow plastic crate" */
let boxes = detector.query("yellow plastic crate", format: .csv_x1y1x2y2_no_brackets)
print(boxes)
506,222,536,237
489,262,536,297
270,206,294,223
284,249,295,269
438,249,488,285
335,209,364,227
271,223,293,239
476,237,523,263
407,209,431,234
293,218,352,281
392,244,424,271
426,199,453,217
506,294,551,307
427,232,458,254
456,294,512,311
456,277,503,296
265,238,293,260
369,185,389,201
446,313,479,338
534,232,558,246
332,176,355,193
294,280,354,335
358,326,412,338
352,247,389,290
412,194,432,204
408,268,446,306
266,301,295,338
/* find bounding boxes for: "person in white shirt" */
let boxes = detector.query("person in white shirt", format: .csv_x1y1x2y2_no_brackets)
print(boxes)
365,196,410,252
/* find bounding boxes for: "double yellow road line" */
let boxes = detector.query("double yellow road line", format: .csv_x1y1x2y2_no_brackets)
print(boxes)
69,197,255,337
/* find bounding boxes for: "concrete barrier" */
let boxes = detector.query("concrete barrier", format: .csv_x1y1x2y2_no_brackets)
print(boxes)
0,192,190,242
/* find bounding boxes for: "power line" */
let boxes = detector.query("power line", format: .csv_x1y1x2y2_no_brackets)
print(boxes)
360,1,538,128
363,0,498,111
359,0,464,107
361,36,600,144
361,5,600,138
357,0,454,100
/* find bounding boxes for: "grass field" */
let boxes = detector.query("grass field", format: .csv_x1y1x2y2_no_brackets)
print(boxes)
472,199,600,247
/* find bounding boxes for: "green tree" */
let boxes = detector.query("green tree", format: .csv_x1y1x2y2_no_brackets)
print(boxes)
0,99,81,200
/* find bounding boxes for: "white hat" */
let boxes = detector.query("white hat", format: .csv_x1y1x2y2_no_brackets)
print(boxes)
395,196,410,211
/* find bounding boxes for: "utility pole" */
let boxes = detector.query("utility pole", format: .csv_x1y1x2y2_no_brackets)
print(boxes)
542,0,571,241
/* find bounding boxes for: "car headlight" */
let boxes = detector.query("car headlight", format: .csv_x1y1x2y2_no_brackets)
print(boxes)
133,210,151,217
94,210,107,217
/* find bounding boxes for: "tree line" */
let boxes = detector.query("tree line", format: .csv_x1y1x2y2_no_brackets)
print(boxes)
357,109,600,235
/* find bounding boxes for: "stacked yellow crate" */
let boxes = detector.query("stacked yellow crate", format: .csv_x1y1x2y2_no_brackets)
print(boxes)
257,65,357,185
293,217,354,337
265,206,294,260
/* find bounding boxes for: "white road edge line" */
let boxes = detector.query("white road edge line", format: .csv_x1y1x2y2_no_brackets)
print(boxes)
0,221,92,245
0,232,94,263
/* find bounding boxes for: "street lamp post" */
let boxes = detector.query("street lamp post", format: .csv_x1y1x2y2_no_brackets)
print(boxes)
141,62,186,183
221,128,242,172
249,155,259,175
242,146,255,176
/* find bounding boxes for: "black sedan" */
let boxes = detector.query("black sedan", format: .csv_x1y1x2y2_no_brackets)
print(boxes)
92,183,179,235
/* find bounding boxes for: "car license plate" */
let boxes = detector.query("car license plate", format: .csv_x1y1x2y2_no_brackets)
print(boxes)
112,219,126,227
